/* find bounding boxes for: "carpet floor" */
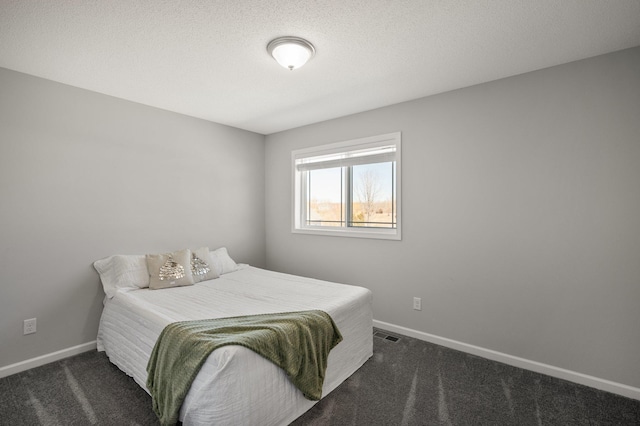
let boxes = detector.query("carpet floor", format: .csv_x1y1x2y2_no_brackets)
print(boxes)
1,328,638,425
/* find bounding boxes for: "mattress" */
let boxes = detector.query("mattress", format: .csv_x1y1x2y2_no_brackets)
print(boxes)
97,265,373,425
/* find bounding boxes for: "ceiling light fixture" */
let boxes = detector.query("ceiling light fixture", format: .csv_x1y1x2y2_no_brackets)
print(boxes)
267,36,315,71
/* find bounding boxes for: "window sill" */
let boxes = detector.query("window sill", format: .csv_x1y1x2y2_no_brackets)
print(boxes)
292,226,401,240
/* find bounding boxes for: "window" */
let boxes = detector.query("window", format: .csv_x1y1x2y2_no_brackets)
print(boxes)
292,132,401,240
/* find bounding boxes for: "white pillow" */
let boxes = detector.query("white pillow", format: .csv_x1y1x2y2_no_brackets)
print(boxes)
209,247,238,275
93,255,149,298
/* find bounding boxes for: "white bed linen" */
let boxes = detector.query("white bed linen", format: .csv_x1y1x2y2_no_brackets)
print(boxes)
97,265,373,426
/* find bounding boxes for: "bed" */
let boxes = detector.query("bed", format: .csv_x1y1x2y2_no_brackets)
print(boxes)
95,250,373,426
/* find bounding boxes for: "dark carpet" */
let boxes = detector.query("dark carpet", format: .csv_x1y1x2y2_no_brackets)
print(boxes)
293,329,640,425
1,328,638,425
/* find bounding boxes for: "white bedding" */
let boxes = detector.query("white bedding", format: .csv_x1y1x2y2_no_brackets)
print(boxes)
97,265,373,425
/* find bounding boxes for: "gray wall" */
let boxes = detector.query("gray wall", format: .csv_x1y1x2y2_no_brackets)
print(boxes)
0,68,266,368
265,47,640,388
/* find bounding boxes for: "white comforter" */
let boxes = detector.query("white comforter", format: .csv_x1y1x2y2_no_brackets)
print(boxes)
97,265,373,425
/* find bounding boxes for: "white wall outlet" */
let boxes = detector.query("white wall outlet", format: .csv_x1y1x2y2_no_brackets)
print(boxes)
24,318,37,335
413,297,422,311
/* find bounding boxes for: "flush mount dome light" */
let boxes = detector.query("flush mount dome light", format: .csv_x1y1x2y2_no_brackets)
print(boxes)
267,36,315,71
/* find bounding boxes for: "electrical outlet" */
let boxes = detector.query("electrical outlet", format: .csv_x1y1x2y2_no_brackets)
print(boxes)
413,297,422,311
24,318,37,335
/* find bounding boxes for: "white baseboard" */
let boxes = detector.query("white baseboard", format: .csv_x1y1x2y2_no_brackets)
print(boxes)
0,341,97,379
373,320,640,401
3,325,639,402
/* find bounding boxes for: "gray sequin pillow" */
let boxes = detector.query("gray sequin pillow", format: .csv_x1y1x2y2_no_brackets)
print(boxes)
146,249,195,290
191,247,219,283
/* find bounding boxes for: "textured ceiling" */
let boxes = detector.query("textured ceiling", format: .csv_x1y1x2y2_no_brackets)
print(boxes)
1,0,639,135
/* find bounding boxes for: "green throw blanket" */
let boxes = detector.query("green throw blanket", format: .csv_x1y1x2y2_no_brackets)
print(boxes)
146,310,343,426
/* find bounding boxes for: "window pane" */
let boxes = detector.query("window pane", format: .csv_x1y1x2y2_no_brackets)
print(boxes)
351,162,395,228
307,167,343,227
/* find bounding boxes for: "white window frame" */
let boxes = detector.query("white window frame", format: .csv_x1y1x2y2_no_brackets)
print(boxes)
292,132,401,240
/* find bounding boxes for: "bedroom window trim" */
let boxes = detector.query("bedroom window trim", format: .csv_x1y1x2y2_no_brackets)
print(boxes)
292,132,401,240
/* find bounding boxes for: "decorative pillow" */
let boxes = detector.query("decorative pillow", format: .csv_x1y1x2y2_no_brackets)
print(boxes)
209,247,239,275
93,255,149,298
191,247,219,282
146,249,195,290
